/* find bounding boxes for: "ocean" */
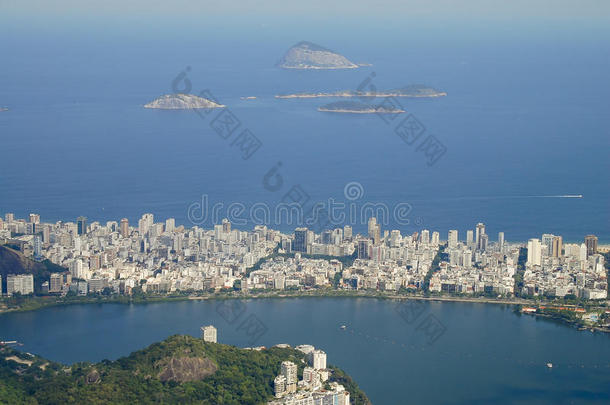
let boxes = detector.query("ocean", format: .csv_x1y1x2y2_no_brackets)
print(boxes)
1,18,609,242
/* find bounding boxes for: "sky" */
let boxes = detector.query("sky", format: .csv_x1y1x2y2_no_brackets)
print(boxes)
2,0,610,20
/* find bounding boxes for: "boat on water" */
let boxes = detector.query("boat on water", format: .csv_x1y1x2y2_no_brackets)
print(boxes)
340,325,347,330
546,363,553,368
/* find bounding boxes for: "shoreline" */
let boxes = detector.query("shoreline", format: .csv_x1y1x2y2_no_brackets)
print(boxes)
3,292,607,331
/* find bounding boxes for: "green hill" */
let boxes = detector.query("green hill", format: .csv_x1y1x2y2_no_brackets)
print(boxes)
0,335,371,405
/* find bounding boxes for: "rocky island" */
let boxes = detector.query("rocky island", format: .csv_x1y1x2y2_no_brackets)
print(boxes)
0,334,370,405
278,41,359,70
277,85,447,99
144,94,225,109
319,100,405,114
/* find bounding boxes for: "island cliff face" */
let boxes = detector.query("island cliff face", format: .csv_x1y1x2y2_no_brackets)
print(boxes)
144,94,225,109
278,41,359,70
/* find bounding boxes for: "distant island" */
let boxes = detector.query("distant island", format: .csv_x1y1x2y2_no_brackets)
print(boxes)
278,41,359,70
144,94,225,109
277,85,447,99
0,334,370,405
318,101,405,114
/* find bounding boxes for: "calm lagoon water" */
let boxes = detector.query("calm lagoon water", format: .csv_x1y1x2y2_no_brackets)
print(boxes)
0,298,609,405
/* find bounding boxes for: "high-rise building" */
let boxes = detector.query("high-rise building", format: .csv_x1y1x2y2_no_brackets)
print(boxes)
165,218,175,233
343,225,352,239
29,213,40,224
357,239,370,259
584,235,598,258
466,230,474,248
312,350,327,370
293,227,308,253
77,216,87,235
6,274,34,296
431,231,440,245
281,361,298,393
479,234,489,252
120,218,129,237
49,273,63,293
541,234,555,256
201,325,217,343
420,229,430,245
221,218,231,233
498,232,505,251
527,238,541,266
274,375,287,398
552,235,563,258
33,234,42,259
367,217,377,239
475,223,486,250
5,213,14,223
448,230,458,249
139,213,154,236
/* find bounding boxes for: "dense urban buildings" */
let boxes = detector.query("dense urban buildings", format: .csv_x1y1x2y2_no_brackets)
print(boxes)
0,212,606,301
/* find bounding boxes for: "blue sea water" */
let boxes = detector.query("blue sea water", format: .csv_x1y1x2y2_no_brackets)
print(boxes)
0,18,609,242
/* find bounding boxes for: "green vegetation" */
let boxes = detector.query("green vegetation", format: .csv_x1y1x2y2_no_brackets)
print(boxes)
513,247,528,298
0,335,370,405
423,245,446,294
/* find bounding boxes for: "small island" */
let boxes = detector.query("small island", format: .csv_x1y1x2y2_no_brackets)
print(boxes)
144,94,225,109
277,85,447,99
318,101,405,114
278,41,359,70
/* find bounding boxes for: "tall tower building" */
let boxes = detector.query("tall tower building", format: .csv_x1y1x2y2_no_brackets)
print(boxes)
527,238,541,266
541,234,555,256
281,361,298,393
466,230,474,248
552,235,563,258
294,228,308,253
120,218,129,237
420,229,430,245
357,239,370,259
343,225,352,239
448,230,458,249
475,223,486,250
584,235,598,258
312,350,327,370
29,213,40,224
222,218,231,233
77,216,87,235
165,218,176,233
498,232,505,252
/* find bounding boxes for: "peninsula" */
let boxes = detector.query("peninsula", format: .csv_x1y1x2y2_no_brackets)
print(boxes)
278,41,359,70
144,94,225,109
318,101,405,114
0,334,370,405
277,85,447,99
